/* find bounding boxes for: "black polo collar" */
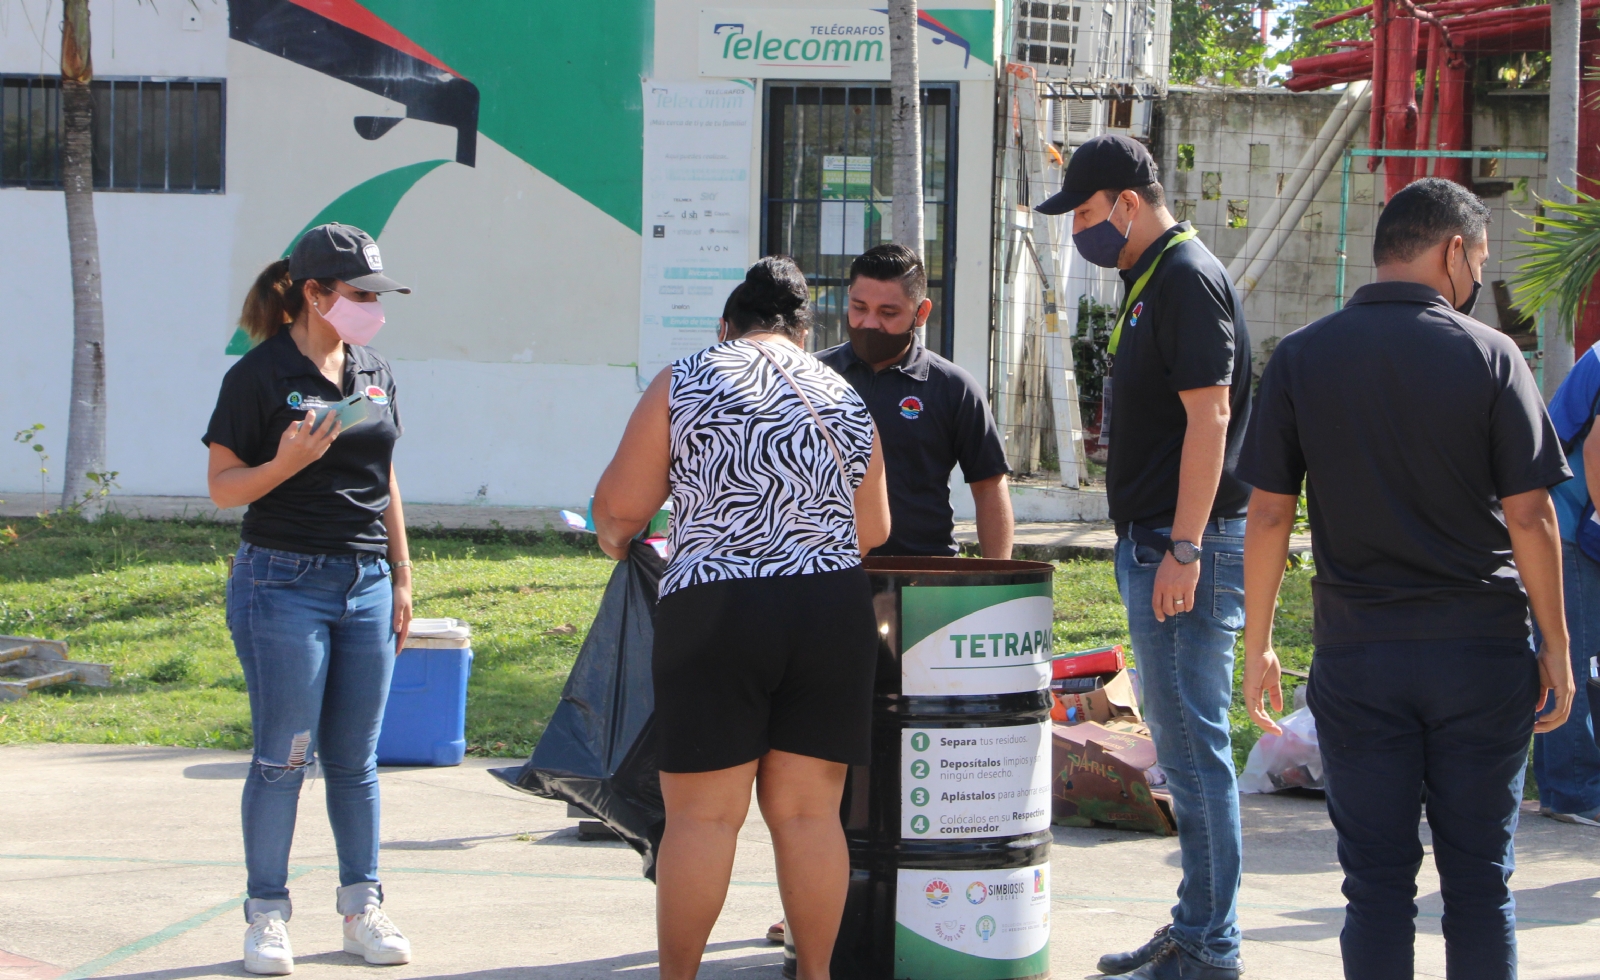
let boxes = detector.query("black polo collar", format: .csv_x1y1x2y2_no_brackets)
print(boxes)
835,333,933,381
1120,221,1194,287
263,328,384,381
1347,280,1454,311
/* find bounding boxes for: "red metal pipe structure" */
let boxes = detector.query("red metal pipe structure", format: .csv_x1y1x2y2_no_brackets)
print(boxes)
1417,25,1442,176
1288,0,1600,353
1383,13,1421,196
1369,0,1389,172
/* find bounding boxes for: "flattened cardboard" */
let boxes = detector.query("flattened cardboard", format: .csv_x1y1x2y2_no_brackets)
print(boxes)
1051,721,1175,835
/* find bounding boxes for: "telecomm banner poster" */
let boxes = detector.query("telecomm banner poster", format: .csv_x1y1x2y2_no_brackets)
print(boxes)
637,80,756,386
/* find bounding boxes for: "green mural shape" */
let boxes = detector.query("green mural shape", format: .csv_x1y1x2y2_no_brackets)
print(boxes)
225,159,449,354
925,9,997,65
357,0,655,234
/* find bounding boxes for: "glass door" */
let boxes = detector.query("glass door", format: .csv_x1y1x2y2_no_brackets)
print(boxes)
763,84,958,356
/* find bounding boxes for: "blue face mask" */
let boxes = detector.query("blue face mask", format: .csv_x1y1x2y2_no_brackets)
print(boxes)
1073,198,1128,269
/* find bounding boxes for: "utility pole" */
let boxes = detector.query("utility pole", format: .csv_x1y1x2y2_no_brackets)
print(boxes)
889,1,924,256
60,0,108,512
1545,0,1580,397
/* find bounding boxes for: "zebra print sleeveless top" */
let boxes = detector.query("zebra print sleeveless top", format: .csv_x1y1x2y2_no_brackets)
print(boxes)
661,338,876,597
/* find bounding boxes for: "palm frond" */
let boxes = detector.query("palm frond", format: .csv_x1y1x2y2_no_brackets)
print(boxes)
1510,189,1600,341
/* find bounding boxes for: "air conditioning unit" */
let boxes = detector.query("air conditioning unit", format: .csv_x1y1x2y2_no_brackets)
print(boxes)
1011,0,1169,91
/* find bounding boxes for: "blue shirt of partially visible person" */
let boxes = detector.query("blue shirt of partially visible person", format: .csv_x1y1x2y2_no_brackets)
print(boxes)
1547,345,1600,541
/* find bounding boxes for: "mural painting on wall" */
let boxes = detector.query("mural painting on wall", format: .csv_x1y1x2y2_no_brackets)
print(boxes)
225,0,478,353
224,0,653,361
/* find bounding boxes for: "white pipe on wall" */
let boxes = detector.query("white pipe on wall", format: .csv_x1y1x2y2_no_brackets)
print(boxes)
1226,82,1371,287
1235,85,1372,299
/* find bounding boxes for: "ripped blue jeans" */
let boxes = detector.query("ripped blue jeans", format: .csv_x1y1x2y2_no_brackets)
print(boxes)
227,543,395,921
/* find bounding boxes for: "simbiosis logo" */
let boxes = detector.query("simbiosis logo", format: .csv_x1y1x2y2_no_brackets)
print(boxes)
714,23,886,65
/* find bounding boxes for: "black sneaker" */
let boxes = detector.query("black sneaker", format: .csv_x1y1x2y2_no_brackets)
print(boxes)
1096,925,1171,976
1106,940,1240,980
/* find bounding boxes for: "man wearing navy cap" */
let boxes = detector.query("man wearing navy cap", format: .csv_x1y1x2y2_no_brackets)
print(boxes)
1036,135,1252,979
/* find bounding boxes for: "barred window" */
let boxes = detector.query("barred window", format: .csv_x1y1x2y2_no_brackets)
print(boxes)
1,75,224,192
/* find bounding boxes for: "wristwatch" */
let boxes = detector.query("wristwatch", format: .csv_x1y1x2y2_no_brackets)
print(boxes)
1171,540,1203,565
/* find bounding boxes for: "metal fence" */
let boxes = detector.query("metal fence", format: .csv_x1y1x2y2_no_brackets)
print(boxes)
988,71,1554,489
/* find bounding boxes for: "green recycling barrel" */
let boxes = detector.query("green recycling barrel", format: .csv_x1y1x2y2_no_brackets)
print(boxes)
786,556,1056,980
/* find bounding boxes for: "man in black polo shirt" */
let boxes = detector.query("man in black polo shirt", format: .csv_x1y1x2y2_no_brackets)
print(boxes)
818,243,1013,558
1035,135,1251,980
1239,178,1575,980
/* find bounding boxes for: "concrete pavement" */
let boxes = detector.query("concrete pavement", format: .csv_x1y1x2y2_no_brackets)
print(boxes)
1,745,1595,980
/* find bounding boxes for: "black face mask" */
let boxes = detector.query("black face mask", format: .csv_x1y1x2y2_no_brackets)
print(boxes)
848,325,915,365
1448,245,1482,316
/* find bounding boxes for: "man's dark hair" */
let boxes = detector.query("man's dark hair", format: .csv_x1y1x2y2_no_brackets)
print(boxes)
849,243,928,304
1373,177,1491,266
1102,181,1165,210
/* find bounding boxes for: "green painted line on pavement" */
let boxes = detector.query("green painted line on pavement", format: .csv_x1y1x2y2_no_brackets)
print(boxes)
58,871,309,980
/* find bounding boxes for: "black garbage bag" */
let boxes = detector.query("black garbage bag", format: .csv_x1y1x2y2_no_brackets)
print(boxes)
490,539,666,880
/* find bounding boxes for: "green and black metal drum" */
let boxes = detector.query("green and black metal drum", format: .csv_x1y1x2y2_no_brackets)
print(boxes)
787,557,1055,980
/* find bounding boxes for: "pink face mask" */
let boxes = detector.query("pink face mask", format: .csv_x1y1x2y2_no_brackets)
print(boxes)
317,294,386,346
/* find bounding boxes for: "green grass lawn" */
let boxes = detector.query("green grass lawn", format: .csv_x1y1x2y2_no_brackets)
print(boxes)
0,516,1316,769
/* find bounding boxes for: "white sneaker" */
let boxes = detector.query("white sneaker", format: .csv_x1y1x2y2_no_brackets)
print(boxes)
243,911,293,975
343,906,411,965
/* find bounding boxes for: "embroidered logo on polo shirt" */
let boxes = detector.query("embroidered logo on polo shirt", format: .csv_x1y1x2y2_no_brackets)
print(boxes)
364,385,389,406
286,391,303,409
363,243,383,271
899,396,924,420
1129,301,1145,328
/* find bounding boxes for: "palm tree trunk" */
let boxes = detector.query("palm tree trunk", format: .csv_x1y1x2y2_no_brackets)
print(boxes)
60,0,107,512
1545,0,1581,397
889,1,923,257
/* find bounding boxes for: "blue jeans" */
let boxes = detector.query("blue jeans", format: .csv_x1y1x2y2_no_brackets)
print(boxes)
227,543,396,921
1309,639,1537,980
1114,518,1245,970
1533,541,1600,815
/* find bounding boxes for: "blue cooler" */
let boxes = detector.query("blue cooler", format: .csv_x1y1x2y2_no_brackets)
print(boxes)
377,618,473,767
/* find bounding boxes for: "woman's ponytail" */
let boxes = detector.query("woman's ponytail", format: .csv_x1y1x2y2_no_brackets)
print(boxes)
239,259,294,343
239,260,336,343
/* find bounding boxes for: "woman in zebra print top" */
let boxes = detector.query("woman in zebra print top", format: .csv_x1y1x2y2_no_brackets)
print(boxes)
593,256,889,980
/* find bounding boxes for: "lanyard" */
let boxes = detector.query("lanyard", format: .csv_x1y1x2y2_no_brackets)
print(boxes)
1107,228,1198,357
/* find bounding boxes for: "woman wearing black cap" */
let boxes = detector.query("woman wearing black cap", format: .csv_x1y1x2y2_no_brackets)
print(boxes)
204,223,414,975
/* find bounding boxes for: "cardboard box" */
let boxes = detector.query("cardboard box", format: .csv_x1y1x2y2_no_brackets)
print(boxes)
1051,668,1142,725
1051,720,1175,835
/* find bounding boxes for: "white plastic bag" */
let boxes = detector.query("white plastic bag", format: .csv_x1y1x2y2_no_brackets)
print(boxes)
1239,706,1324,794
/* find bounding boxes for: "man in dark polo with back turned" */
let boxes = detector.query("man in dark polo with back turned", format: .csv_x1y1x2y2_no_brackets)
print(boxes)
1239,178,1575,980
1036,134,1252,979
818,243,1014,559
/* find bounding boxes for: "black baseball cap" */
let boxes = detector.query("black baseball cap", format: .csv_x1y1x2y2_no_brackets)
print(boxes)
1034,134,1157,216
288,223,410,293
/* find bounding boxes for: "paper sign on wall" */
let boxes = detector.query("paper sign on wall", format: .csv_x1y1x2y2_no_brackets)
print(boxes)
638,81,757,385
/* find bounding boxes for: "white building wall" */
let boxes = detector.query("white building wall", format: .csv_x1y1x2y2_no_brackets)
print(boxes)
1,1,1000,505
1,1,235,497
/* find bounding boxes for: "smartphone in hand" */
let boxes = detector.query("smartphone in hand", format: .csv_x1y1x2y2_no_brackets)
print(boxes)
327,393,371,429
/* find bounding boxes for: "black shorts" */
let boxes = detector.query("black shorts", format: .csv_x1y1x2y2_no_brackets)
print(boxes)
652,565,877,773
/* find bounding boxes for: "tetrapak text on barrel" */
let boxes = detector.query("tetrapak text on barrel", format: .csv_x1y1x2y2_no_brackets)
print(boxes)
899,581,1054,696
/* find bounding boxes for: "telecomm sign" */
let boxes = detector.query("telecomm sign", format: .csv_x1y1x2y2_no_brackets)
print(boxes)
698,7,995,80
